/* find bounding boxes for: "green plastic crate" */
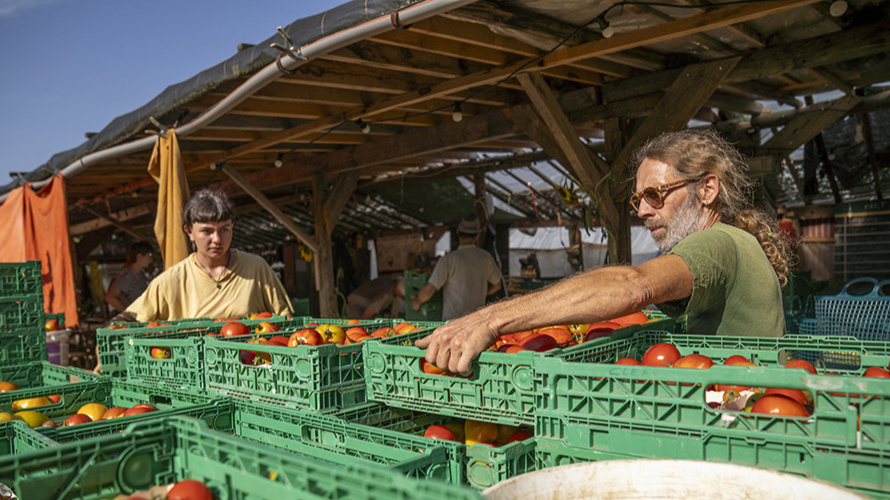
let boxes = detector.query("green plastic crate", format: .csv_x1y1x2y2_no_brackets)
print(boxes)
0,361,99,393
204,318,386,411
0,261,42,297
534,333,890,498
233,400,463,484
336,402,535,491
123,317,304,392
404,270,442,322
98,315,293,377
360,319,685,427
0,417,484,500
0,377,216,431
0,420,57,455
815,277,890,341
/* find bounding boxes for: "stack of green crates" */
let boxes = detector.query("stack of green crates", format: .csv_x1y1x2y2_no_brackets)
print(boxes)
0,261,46,365
404,270,442,321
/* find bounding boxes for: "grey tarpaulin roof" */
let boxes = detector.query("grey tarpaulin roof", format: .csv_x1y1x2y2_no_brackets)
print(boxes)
2,0,422,192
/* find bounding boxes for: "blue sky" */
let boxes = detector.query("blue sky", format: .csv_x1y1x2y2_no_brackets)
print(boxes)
0,0,343,184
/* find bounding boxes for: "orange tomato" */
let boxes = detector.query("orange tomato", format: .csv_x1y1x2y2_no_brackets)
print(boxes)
610,311,649,327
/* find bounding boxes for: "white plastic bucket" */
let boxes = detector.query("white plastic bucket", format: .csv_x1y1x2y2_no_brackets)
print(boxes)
482,459,868,500
46,328,70,366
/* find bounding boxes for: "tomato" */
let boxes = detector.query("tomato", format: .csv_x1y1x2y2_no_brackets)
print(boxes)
47,394,61,403
64,413,92,426
423,424,457,441
864,366,890,378
420,358,452,376
610,311,649,327
520,333,558,352
370,327,396,339
0,381,20,392
615,357,641,366
220,321,250,337
785,359,817,374
145,321,161,328
464,419,498,445
723,355,751,366
764,387,808,405
101,407,127,420
507,430,534,443
641,343,681,367
45,319,61,331
77,403,108,421
12,396,53,410
497,344,528,353
249,311,273,319
150,346,171,359
345,326,369,343
393,322,417,334
214,317,241,322
269,335,290,345
537,327,573,347
749,394,809,417
167,479,213,500
316,324,346,345
672,354,713,370
254,321,280,334
123,405,158,417
496,424,518,445
346,319,362,325
288,329,323,347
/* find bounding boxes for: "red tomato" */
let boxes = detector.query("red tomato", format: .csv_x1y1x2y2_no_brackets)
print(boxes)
48,394,61,403
582,326,617,343
537,327,573,347
167,479,213,500
749,394,809,418
220,322,250,337
507,430,534,443
723,355,751,366
864,366,890,378
423,424,457,441
764,387,808,405
615,357,641,366
610,311,649,327
254,321,280,334
123,406,158,417
64,413,92,426
250,311,273,319
288,329,323,347
370,327,396,339
785,359,817,374
520,333,558,352
641,343,681,367
497,344,528,354
672,354,714,370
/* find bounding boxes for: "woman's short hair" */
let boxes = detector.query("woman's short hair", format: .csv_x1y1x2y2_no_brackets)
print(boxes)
126,241,154,266
182,189,234,228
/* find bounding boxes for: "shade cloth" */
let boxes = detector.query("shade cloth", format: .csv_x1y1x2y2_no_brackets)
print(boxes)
0,175,79,326
147,129,191,269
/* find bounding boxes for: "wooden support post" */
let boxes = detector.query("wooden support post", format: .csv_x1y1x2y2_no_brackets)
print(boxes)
473,173,489,248
312,174,338,318
860,111,884,200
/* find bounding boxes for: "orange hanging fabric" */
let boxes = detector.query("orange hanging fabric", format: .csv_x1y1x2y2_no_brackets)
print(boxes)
0,175,79,326
147,129,191,269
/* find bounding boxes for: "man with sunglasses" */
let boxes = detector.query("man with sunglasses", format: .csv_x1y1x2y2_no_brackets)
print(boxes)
417,129,792,376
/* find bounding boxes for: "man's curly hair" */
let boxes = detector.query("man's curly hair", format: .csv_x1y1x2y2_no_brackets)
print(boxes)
632,129,793,286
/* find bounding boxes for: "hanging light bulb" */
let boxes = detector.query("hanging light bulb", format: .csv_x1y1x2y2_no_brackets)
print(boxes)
274,153,284,168
356,119,370,134
452,102,463,122
829,0,848,17
602,23,615,39
592,15,614,39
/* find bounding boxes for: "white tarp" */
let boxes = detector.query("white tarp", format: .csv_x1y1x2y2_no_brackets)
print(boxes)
508,226,660,278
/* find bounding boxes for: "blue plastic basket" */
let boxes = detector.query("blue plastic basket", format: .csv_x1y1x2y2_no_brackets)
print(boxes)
815,278,890,341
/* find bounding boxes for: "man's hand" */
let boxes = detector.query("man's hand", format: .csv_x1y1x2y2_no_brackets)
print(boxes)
411,296,422,312
415,310,499,375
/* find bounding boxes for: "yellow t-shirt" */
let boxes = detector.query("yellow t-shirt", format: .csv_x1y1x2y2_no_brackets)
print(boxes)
126,250,292,322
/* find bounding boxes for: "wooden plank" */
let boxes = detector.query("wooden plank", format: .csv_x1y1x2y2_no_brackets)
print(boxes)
758,95,860,156
69,203,154,235
312,175,337,317
516,72,620,230
220,163,319,253
609,57,741,199
325,170,360,225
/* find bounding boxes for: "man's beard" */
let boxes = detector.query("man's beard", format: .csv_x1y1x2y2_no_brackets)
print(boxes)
646,192,707,253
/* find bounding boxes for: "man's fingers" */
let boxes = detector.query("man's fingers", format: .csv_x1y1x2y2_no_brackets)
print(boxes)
414,334,431,348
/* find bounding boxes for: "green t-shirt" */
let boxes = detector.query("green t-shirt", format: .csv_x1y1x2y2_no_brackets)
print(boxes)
657,222,784,337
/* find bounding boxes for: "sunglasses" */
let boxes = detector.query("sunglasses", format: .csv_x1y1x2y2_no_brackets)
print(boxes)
630,179,693,211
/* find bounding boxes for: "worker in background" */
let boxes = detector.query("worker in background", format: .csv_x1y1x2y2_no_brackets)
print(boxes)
346,275,406,319
104,241,154,314
417,129,792,375
109,189,292,323
411,215,503,321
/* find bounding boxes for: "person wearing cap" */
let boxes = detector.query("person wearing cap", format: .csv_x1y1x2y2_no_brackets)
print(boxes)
416,129,792,375
412,215,503,321
347,275,406,319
